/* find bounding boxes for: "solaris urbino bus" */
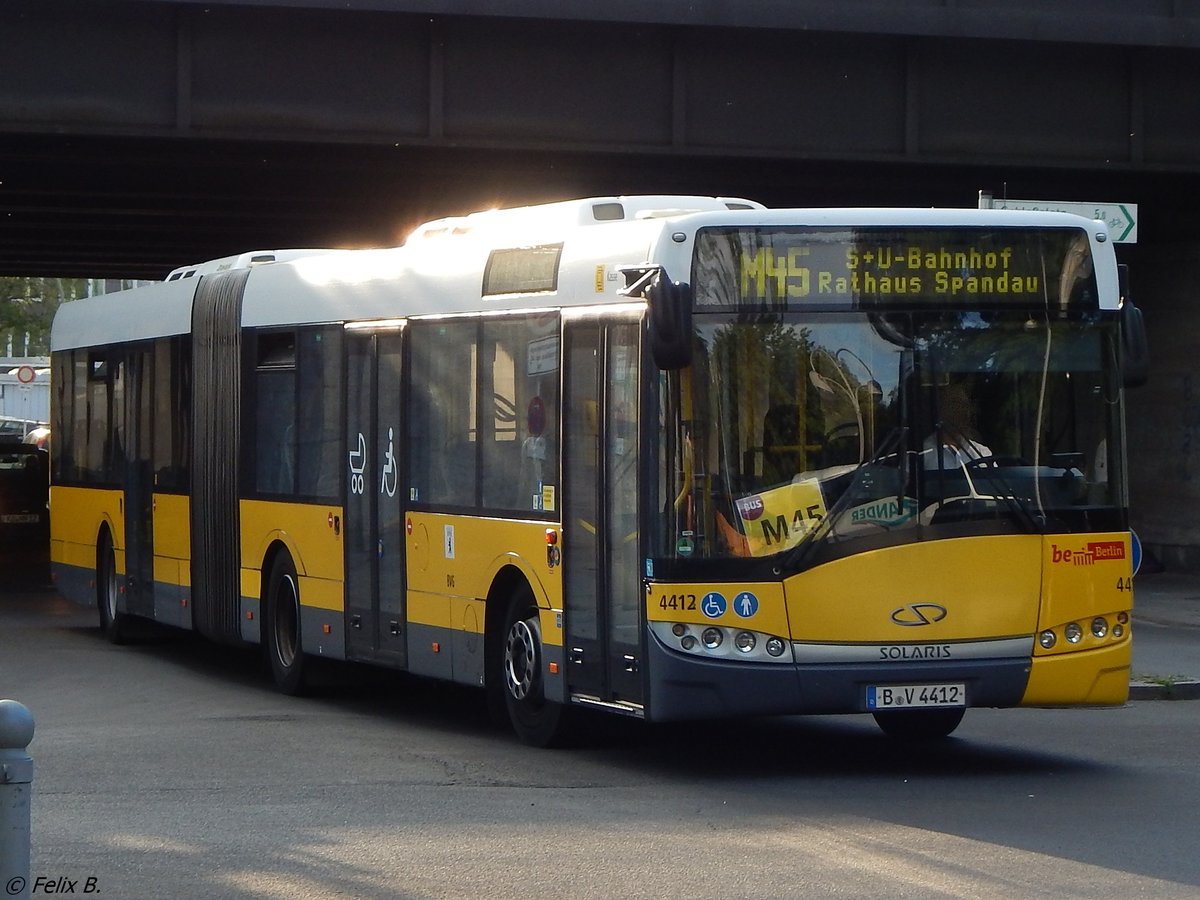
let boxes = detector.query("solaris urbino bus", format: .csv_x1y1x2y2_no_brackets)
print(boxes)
49,196,1148,744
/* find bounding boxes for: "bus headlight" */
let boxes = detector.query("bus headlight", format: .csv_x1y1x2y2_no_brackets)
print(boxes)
1091,617,1109,638
1065,622,1083,644
1039,630,1057,649
648,622,791,663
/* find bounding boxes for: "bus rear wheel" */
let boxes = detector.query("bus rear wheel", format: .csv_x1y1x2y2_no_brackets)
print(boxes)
499,587,566,747
97,531,128,644
873,707,965,740
265,553,307,695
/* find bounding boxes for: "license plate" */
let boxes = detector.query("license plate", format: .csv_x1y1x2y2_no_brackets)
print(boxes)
866,683,966,710
0,514,38,524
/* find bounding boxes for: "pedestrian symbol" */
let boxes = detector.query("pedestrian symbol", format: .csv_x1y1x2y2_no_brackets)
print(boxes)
701,592,727,619
733,591,759,618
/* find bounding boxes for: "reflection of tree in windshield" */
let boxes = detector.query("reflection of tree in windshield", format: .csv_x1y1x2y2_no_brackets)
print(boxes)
661,311,1127,564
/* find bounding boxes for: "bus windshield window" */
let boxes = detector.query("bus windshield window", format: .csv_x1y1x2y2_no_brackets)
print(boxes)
653,309,1125,563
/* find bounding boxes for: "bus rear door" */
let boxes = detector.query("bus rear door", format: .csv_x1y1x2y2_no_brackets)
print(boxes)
122,347,155,619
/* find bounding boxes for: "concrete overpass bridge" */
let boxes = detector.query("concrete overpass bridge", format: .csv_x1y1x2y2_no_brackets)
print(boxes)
4,0,1200,562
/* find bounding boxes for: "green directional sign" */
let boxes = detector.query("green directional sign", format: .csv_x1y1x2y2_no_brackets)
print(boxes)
990,199,1138,243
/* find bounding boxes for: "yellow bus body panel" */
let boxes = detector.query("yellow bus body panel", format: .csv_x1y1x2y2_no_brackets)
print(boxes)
1021,531,1133,705
1036,532,1133,632
1021,643,1131,705
239,499,345,607
152,492,190,559
407,592,487,634
50,485,122,569
405,512,563,645
782,535,1044,642
152,492,191,586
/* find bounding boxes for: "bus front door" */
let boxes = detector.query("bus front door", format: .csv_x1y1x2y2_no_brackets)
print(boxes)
562,318,644,711
344,329,407,666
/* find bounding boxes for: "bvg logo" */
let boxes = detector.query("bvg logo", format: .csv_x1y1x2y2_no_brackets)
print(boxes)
890,603,948,626
1052,541,1126,566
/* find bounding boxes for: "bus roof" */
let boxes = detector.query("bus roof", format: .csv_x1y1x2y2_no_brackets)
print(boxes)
164,249,333,282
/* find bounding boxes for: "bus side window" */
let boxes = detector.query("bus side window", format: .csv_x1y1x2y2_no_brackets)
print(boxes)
254,331,297,496
297,327,342,500
481,316,559,514
409,320,477,508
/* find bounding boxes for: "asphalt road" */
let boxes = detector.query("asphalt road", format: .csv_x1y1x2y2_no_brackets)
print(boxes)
3,582,1200,899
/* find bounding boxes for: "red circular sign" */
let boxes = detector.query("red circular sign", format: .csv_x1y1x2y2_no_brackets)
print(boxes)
15,365,36,384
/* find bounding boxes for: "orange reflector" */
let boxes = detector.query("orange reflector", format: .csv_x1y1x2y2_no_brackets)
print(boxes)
246,610,254,620
322,624,332,635
548,662,560,675
545,529,558,545
431,641,441,653
181,598,189,607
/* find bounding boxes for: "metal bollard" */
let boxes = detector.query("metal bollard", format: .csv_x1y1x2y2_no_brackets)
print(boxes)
0,700,35,900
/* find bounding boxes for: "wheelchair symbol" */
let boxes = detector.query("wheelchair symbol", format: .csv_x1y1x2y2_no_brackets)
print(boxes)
380,427,397,497
701,592,727,619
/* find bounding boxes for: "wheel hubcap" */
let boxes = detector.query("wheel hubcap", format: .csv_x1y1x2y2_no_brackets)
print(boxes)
504,617,539,701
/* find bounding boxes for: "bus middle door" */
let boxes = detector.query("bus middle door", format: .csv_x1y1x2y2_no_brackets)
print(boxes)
344,329,407,666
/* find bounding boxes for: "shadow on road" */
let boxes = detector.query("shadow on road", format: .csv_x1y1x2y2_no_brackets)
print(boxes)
4,571,1110,786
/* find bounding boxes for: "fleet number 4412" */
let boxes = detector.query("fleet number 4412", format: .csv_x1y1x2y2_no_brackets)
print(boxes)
659,594,697,611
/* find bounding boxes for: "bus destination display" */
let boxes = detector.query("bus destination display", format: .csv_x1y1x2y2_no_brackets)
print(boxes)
692,226,1096,309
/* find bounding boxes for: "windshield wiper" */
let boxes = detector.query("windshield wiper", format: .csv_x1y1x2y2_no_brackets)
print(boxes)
953,458,1047,533
774,425,912,575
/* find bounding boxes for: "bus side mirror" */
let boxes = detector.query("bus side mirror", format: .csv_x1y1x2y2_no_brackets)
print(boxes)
1118,266,1149,388
621,266,693,370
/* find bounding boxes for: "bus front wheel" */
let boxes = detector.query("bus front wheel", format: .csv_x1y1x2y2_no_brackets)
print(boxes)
97,531,128,644
265,553,307,695
499,587,566,747
873,707,965,740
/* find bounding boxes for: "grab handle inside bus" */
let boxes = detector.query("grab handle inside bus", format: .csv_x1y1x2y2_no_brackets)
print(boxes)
621,265,693,370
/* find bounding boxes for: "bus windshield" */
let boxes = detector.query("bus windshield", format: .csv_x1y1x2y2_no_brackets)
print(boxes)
653,307,1126,566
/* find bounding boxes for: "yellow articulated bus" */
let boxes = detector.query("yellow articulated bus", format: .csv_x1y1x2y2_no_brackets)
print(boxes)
49,196,1148,744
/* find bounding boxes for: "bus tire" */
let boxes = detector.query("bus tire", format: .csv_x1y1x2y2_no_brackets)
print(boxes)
498,585,566,747
265,552,307,695
872,707,965,740
97,530,128,645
